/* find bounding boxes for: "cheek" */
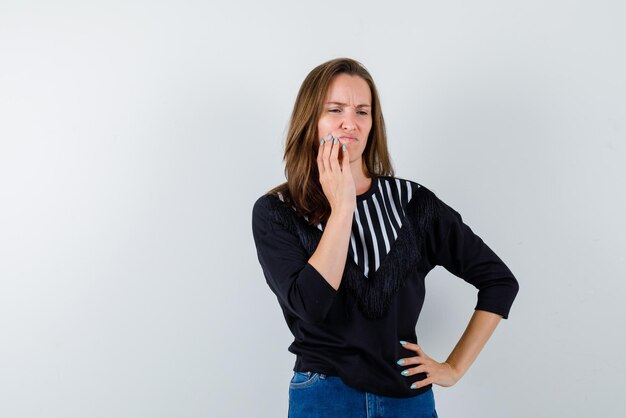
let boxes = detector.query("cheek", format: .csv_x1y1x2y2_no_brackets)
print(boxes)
362,119,373,135
317,116,333,136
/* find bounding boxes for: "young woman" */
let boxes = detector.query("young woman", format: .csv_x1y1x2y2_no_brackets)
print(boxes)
251,57,519,417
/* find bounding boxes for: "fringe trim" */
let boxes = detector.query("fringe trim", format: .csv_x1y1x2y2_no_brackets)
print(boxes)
263,187,442,320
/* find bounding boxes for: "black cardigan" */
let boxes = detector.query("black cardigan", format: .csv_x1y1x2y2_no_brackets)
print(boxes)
251,179,519,398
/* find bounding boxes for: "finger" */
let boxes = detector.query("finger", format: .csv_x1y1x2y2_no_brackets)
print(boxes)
329,136,341,172
414,345,428,357
400,340,425,356
322,133,333,172
402,365,427,377
340,143,349,171
411,377,433,390
317,137,326,175
399,355,426,366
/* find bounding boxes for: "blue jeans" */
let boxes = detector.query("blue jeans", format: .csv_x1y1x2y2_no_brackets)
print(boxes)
288,371,438,418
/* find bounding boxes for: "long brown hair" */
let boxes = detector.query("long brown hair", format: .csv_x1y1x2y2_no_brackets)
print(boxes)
268,57,394,226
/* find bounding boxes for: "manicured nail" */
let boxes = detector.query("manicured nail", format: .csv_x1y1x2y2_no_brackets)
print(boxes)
333,138,338,144
342,145,346,152
397,359,405,365
401,370,409,376
320,139,324,145
410,384,417,389
400,340,407,345
326,133,332,141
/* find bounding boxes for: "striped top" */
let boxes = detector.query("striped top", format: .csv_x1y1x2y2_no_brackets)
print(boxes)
253,175,519,397
278,175,420,278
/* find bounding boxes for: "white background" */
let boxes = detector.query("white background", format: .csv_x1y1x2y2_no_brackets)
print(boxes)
1,1,624,417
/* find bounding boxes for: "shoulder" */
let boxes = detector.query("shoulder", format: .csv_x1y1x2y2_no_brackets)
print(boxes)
376,174,440,201
252,191,283,214
252,189,287,213
252,193,281,230
252,191,299,233
379,175,459,228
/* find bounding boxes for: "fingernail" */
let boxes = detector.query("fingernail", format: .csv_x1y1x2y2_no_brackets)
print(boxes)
320,139,324,145
326,134,332,141
333,138,338,144
401,370,409,376
410,384,417,389
342,145,346,152
397,359,405,365
400,340,407,345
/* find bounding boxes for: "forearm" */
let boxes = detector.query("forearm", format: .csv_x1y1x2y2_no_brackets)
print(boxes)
444,309,502,380
308,209,353,290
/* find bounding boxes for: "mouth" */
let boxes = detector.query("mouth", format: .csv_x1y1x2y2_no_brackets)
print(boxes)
339,136,357,144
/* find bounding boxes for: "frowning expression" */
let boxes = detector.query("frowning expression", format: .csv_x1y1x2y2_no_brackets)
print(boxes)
317,74,372,164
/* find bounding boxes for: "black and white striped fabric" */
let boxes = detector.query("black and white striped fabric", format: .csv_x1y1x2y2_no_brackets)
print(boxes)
278,176,420,278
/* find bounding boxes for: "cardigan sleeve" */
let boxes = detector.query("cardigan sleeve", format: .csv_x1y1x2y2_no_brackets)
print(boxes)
425,192,519,319
251,195,338,324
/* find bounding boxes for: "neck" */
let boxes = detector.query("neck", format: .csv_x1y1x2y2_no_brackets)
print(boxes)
350,158,371,194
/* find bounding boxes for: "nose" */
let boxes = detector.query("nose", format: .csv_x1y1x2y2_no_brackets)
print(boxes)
341,110,357,131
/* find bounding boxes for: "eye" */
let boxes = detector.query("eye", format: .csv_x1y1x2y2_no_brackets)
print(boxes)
358,111,369,115
328,108,341,113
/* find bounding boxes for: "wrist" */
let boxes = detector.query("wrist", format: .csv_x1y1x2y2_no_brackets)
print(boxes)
443,361,463,382
329,206,355,221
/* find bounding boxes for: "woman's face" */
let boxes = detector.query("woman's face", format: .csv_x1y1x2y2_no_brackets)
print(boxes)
317,74,373,165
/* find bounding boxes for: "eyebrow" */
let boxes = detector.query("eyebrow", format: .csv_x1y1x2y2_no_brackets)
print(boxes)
325,101,371,108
